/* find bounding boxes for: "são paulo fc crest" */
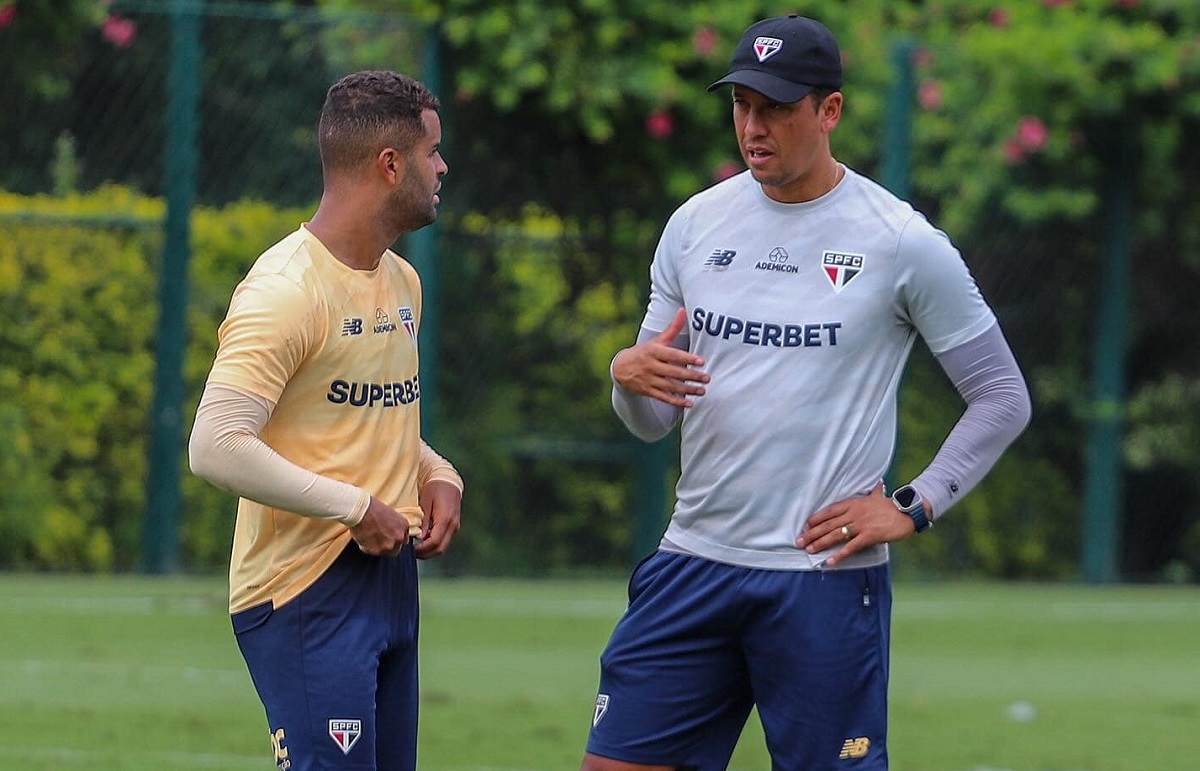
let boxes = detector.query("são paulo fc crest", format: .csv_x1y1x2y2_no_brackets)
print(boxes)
593,694,610,726
821,250,865,292
328,719,361,755
398,306,416,341
754,36,783,62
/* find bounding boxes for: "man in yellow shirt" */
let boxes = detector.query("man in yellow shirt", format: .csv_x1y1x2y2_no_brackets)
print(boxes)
189,70,461,771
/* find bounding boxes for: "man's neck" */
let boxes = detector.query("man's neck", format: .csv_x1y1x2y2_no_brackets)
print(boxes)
307,198,390,271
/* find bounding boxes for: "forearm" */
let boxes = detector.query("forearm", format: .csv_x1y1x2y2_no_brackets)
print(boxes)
610,323,686,441
611,380,683,441
910,323,1032,518
418,440,464,492
187,384,370,525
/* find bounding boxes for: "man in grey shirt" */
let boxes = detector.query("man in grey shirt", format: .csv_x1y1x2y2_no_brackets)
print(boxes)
580,15,1031,771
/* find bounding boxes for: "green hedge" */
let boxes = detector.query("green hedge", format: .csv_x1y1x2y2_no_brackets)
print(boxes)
0,187,305,571
0,187,1082,578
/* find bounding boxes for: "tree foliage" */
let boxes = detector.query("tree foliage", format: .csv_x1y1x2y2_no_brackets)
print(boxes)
3,0,1200,578
353,0,1200,579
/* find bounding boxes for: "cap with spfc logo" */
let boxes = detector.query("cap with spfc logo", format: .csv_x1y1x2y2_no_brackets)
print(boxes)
708,15,843,104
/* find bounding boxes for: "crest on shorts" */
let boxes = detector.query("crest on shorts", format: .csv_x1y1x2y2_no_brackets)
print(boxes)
754,36,783,62
328,719,361,755
822,250,865,292
592,694,610,727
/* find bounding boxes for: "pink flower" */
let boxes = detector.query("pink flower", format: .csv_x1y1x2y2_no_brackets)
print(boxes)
0,3,16,29
713,161,742,181
1015,116,1049,151
918,80,943,111
988,8,1010,27
101,14,136,48
693,26,717,57
1003,140,1026,165
911,47,934,69
645,110,674,139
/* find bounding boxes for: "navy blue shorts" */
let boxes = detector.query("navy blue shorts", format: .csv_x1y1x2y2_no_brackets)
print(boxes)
586,551,892,771
232,542,420,771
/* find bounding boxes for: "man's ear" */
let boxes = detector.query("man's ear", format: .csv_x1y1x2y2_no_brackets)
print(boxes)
820,92,843,133
377,147,405,184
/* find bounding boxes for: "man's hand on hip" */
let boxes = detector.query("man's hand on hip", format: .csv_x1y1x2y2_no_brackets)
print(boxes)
796,482,920,567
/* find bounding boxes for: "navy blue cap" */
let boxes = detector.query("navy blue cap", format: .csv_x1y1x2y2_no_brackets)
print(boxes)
707,15,842,103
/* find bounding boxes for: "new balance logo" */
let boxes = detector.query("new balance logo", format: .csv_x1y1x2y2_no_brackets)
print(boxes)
839,737,870,759
341,318,363,336
704,249,736,270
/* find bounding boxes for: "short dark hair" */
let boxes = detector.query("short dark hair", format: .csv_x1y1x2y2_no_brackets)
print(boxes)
807,87,836,112
318,70,441,174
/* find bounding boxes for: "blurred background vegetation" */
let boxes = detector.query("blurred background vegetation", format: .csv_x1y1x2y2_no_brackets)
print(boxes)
1,0,1198,583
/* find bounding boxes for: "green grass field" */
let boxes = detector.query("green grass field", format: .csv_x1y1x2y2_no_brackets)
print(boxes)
0,573,1196,771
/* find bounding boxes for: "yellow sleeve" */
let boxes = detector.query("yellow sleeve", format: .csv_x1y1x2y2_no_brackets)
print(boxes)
418,440,463,492
206,271,319,404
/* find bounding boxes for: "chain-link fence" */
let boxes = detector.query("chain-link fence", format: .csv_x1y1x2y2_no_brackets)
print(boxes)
2,1,424,204
3,1,1197,581
1,1,670,575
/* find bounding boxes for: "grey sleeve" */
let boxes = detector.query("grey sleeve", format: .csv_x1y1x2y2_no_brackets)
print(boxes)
909,322,1032,519
610,325,687,442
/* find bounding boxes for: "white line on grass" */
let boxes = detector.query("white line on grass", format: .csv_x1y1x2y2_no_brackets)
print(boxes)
0,595,219,615
899,597,1200,622
0,657,245,683
969,763,1094,768
0,745,264,769
0,746,1099,771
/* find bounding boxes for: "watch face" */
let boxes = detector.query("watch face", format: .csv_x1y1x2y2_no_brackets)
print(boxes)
894,486,918,509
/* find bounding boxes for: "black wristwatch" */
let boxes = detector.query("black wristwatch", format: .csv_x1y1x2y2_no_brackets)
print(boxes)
891,484,932,533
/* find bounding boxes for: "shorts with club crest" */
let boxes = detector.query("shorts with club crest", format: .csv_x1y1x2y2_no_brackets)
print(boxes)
232,542,420,771
586,550,891,771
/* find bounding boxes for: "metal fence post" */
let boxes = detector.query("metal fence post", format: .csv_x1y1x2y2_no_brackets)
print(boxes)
1081,135,1134,584
882,38,914,503
631,439,670,564
404,27,443,441
142,0,202,574
881,38,914,201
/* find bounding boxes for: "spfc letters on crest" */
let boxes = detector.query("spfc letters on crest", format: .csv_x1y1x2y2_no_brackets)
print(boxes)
328,719,362,755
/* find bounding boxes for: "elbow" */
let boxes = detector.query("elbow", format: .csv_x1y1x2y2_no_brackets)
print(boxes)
1008,383,1034,440
187,442,209,482
187,430,221,486
612,388,681,443
628,424,674,444
1017,392,1033,436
